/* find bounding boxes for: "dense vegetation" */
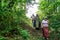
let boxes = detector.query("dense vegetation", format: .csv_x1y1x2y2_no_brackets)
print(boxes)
0,0,30,40
0,0,60,40
38,0,60,40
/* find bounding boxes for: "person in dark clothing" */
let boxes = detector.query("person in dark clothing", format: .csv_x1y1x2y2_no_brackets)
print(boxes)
31,14,36,29
36,14,41,30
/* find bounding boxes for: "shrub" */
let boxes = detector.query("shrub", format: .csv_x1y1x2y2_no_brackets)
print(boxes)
0,36,7,40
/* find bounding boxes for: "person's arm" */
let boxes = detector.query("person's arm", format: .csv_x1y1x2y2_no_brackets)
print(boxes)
41,20,43,28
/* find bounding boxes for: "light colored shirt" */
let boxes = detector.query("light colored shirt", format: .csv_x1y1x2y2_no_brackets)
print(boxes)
42,20,48,27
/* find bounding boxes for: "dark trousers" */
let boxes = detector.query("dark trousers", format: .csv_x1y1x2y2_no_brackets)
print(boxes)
32,20,36,27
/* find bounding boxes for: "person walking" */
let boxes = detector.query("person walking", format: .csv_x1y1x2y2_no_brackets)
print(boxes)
41,17,49,40
36,14,41,30
31,14,36,29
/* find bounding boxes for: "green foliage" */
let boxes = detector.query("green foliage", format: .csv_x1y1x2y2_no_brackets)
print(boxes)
40,0,60,14
17,25,30,40
39,0,60,40
20,30,29,40
0,0,60,40
49,14,60,30
0,0,28,39
0,36,7,40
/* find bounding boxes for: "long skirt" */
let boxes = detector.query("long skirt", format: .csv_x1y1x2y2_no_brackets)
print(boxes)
42,27,49,38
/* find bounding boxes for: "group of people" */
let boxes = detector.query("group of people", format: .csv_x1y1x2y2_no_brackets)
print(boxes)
31,14,41,30
31,14,49,40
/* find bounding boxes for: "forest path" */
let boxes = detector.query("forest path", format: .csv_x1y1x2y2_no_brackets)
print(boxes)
21,23,43,37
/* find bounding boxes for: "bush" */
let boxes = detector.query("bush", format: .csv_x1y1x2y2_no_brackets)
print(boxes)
0,36,7,40
21,30,29,39
17,25,30,40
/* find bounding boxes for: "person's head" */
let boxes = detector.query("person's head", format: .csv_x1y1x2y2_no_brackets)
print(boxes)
44,17,48,21
32,14,34,16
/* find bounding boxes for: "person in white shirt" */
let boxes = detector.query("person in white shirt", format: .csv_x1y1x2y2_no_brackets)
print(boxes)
41,17,49,40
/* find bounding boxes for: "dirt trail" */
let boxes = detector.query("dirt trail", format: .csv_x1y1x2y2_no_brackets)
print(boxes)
21,23,42,36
